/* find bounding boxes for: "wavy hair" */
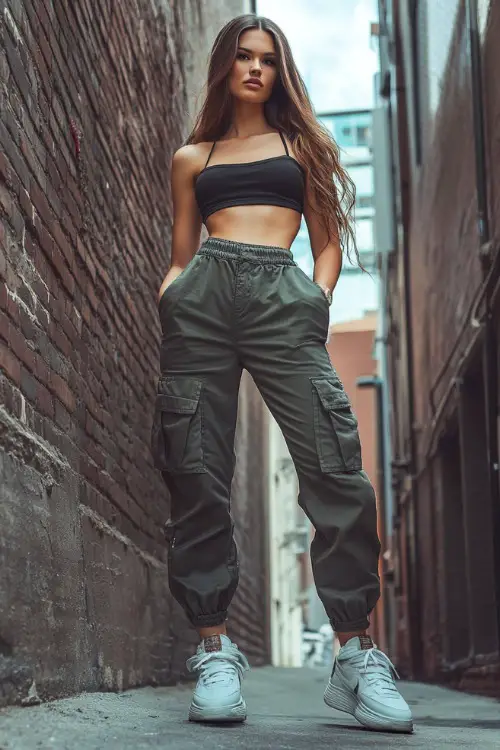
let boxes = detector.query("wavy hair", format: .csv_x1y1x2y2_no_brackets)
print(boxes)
185,14,360,266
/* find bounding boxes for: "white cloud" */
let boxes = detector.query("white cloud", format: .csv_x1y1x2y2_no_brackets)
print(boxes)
257,0,379,111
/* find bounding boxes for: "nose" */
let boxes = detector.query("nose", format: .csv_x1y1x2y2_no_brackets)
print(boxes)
250,60,262,75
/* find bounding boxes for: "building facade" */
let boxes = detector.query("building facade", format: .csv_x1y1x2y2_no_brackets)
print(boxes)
376,0,500,694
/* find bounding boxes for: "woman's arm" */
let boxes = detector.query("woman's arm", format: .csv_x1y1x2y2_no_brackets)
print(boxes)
157,145,203,302
303,176,342,302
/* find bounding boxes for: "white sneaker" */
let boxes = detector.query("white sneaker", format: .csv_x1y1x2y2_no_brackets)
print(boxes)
186,634,250,723
324,635,413,733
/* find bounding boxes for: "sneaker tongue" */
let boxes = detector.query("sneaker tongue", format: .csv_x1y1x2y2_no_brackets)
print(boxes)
344,635,374,652
201,634,232,653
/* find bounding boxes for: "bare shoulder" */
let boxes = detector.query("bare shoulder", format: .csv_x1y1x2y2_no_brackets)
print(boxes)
172,141,212,176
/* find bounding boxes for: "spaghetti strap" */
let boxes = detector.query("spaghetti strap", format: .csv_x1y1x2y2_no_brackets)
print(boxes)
204,140,217,168
278,130,289,156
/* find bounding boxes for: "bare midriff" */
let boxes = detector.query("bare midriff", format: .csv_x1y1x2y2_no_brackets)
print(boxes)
205,204,302,251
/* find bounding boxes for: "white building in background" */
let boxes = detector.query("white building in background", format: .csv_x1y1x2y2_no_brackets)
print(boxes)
291,109,378,326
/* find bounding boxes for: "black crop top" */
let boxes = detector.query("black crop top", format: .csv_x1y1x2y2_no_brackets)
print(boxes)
194,131,305,224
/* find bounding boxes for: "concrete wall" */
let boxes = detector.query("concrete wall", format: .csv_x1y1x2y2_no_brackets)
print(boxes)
0,0,270,708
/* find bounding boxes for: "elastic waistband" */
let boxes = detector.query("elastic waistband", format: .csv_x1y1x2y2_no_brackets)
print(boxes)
198,236,297,266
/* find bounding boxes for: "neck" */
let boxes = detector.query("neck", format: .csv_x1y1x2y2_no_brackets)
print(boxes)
227,100,272,139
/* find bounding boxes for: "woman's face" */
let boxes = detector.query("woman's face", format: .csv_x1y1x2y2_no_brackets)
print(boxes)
227,28,278,103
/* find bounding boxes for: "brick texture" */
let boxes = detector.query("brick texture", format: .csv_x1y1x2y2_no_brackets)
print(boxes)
0,0,268,708
386,0,500,687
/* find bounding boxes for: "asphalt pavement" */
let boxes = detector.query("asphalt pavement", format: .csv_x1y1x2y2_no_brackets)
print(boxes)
0,665,499,749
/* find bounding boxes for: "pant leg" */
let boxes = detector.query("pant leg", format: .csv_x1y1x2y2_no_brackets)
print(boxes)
152,251,242,628
238,258,381,632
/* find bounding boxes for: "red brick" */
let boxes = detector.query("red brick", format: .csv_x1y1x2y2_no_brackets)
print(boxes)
19,186,34,222
0,282,7,310
0,184,11,216
9,324,36,372
30,180,53,228
0,340,21,385
49,371,76,413
34,352,50,387
49,320,71,358
0,152,12,185
37,380,54,419
0,309,9,342
5,293,20,326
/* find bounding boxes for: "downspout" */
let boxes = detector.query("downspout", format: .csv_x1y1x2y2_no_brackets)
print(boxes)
377,0,422,675
393,0,422,678
465,0,500,641
376,0,400,661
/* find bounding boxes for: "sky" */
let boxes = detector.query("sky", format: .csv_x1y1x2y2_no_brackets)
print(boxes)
256,0,379,112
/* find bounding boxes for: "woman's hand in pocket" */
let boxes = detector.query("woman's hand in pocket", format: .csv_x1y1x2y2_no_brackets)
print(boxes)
158,266,184,304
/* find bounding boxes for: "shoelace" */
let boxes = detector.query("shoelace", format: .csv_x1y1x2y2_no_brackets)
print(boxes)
339,647,400,695
186,648,250,687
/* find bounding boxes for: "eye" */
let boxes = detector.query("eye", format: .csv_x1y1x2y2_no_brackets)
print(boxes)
237,52,249,60
264,59,276,66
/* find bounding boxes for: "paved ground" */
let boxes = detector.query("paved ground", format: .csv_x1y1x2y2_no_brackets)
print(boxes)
0,666,499,749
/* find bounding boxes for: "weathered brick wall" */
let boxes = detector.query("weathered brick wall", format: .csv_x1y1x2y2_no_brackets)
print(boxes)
0,0,268,707
388,0,500,683
399,0,500,454
406,2,481,448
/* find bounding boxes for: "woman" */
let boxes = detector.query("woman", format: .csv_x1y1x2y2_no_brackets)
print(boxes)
152,13,413,734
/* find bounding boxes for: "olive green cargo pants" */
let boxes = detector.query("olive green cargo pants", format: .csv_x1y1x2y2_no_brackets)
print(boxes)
151,236,381,631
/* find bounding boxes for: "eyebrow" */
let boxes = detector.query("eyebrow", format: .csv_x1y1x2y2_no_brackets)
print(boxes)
238,46,276,56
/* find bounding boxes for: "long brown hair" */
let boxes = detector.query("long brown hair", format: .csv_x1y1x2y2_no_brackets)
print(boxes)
185,14,360,266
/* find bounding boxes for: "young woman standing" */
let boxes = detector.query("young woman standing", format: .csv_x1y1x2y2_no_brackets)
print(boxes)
152,13,413,734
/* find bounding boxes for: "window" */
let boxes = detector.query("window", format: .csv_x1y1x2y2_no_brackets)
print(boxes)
356,126,370,146
354,218,374,252
356,195,373,209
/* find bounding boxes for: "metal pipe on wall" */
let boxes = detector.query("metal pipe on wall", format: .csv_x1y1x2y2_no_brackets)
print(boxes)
376,0,423,677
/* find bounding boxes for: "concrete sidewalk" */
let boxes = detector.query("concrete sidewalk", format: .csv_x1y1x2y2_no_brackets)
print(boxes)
0,666,499,749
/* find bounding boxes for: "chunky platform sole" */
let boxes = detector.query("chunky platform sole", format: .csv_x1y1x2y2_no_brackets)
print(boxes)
188,698,247,723
324,681,414,734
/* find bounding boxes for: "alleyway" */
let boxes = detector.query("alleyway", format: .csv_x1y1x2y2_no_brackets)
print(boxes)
0,666,498,749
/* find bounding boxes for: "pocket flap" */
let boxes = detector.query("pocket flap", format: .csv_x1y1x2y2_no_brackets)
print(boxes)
312,377,348,410
156,378,202,414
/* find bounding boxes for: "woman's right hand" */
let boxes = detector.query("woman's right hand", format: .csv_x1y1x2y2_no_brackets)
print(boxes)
158,266,184,304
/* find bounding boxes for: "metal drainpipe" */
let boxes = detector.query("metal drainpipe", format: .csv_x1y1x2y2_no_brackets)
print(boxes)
466,0,500,642
377,0,421,676
392,0,422,677
400,154,421,678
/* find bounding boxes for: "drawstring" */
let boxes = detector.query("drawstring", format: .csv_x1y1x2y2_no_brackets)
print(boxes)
187,648,250,687
339,647,400,694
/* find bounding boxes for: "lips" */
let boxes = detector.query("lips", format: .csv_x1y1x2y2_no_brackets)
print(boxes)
245,79,263,88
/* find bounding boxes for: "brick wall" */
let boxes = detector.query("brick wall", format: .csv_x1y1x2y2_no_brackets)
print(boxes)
0,0,269,708
386,0,500,685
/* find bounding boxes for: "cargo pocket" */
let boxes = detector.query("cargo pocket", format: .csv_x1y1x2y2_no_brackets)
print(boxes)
311,377,362,473
151,377,206,474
